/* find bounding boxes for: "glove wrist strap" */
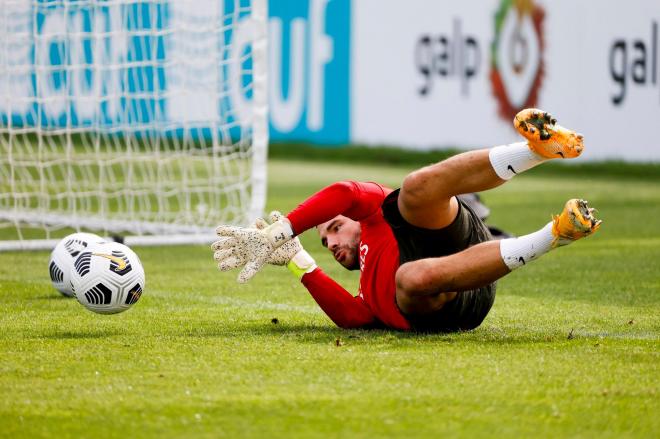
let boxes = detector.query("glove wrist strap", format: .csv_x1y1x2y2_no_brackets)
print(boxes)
266,220,295,248
287,250,317,279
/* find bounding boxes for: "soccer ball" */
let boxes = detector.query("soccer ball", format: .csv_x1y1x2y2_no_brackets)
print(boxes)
70,241,145,315
49,232,106,297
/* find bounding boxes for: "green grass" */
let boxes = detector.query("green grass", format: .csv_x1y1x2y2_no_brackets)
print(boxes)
1,159,659,438
270,142,660,181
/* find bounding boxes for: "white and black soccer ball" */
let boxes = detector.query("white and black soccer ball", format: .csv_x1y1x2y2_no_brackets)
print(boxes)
49,232,106,297
70,241,145,315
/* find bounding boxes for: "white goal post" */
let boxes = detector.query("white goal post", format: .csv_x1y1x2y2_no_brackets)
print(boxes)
0,0,268,251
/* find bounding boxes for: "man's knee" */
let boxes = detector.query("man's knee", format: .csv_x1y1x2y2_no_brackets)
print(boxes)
396,261,457,315
400,168,433,209
399,166,456,231
395,261,435,298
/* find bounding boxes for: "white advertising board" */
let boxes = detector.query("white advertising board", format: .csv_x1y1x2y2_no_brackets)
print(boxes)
352,0,660,161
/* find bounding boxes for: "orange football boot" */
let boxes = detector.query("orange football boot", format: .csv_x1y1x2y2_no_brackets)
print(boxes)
551,199,602,248
514,108,584,159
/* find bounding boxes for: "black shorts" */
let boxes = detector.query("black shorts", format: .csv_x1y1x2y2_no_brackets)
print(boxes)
381,189,497,332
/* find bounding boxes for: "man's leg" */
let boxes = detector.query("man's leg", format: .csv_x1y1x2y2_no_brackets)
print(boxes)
396,199,601,315
395,109,589,316
398,109,584,230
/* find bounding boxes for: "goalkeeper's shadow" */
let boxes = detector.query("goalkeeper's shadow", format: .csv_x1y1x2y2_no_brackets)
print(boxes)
223,322,457,345
232,323,575,347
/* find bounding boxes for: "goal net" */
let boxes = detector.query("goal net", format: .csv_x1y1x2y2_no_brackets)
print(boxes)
0,0,268,251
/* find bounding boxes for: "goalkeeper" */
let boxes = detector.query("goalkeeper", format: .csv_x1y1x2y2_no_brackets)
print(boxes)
212,109,601,332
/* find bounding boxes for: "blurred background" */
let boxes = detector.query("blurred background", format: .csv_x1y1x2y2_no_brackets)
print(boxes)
267,0,659,161
5,0,660,159
1,0,658,246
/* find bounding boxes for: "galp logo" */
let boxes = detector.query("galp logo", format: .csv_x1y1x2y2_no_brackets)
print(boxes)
490,0,545,121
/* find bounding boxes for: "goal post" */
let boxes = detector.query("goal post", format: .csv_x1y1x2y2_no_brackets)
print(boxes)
0,0,268,251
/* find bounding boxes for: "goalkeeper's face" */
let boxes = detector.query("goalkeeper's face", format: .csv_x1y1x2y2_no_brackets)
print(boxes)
318,215,361,271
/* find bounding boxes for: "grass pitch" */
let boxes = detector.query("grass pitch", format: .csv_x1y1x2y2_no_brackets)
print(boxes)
1,159,659,438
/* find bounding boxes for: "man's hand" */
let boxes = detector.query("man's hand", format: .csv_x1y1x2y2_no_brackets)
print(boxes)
255,212,303,265
213,214,295,283
261,211,317,279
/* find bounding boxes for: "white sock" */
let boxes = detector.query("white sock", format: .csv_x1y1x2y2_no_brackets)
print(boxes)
499,222,554,270
489,141,547,180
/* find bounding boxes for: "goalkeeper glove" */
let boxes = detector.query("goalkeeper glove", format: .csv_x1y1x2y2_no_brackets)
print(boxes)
259,211,317,279
213,211,318,282
214,214,295,283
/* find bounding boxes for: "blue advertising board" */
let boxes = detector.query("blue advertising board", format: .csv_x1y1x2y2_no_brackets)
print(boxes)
0,0,350,144
268,0,350,144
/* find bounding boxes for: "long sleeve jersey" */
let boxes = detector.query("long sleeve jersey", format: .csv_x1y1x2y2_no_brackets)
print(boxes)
286,181,411,330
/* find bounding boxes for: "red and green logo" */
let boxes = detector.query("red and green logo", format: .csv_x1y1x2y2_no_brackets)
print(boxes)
490,0,545,121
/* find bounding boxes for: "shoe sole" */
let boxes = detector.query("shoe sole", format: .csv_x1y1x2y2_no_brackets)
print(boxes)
552,199,602,246
514,109,584,159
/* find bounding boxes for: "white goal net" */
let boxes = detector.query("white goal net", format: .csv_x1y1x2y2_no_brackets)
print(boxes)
0,0,268,250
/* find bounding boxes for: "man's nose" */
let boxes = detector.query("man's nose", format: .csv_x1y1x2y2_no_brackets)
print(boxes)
327,238,338,250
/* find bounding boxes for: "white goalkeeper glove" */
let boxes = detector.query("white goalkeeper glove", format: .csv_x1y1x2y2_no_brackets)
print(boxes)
260,211,317,279
214,214,294,283
213,212,316,282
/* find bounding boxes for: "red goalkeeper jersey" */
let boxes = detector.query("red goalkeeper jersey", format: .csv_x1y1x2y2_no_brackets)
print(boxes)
286,181,411,330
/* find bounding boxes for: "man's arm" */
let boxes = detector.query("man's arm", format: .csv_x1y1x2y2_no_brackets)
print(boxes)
270,211,377,328
286,181,389,235
213,181,388,283
253,211,377,328
298,268,376,329
283,181,386,328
